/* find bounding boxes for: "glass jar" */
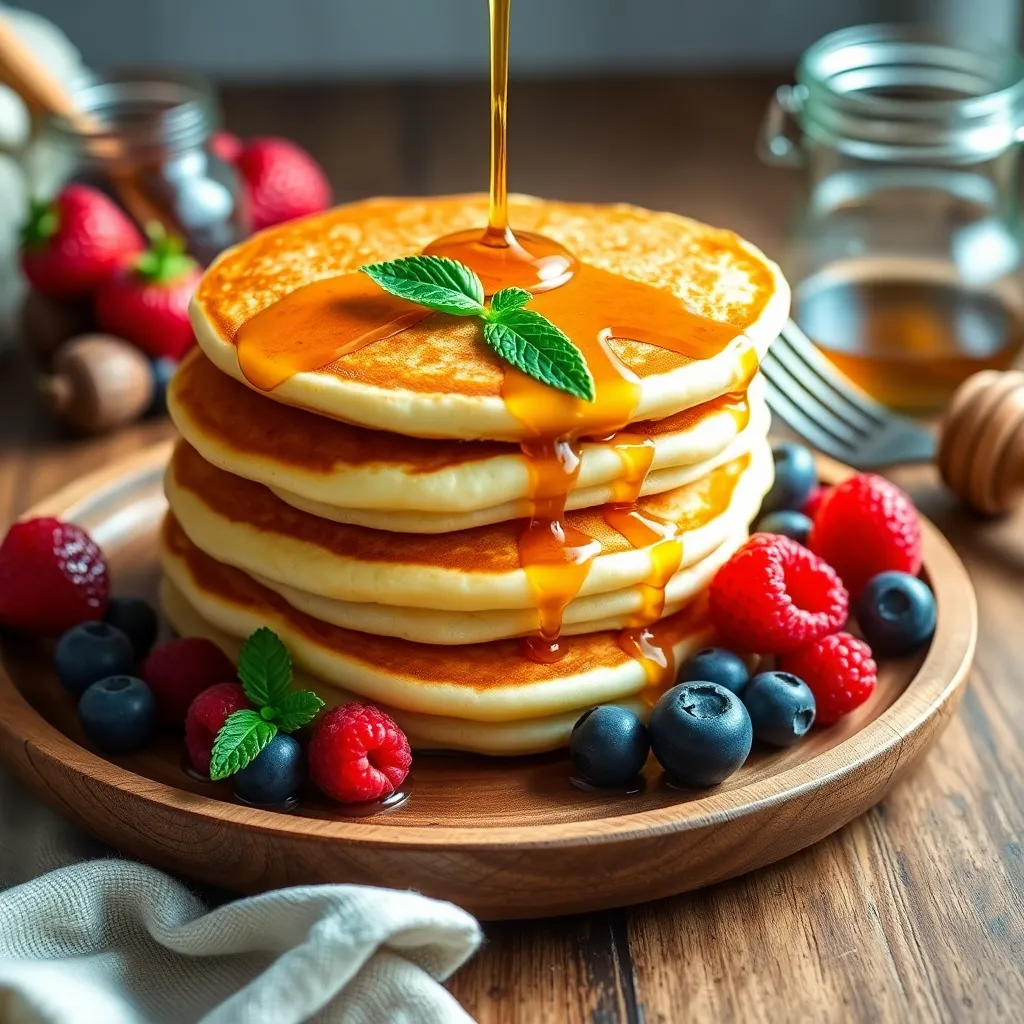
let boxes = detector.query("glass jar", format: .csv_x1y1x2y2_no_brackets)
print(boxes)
39,70,249,267
760,24,1024,412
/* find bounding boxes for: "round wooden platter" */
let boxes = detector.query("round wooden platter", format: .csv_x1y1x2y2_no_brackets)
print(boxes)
0,442,977,920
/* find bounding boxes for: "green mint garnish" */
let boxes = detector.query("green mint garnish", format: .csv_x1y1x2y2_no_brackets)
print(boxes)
209,710,277,781
208,628,325,781
360,255,485,316
273,690,328,733
359,254,595,402
237,626,292,707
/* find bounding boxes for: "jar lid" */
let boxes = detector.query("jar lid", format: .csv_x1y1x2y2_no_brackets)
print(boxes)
794,24,1024,163
48,68,219,162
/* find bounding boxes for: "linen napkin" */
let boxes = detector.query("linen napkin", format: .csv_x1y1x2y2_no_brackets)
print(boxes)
0,765,482,1024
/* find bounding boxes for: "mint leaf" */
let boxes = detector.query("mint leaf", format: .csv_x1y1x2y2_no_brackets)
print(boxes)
273,690,326,733
488,287,531,317
209,709,277,781
360,256,485,316
483,310,595,401
238,627,292,707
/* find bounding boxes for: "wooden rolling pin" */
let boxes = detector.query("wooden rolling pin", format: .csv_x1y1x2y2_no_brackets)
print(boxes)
938,369,1024,516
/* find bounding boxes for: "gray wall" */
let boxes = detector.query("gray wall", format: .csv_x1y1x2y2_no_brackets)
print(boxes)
12,0,1021,79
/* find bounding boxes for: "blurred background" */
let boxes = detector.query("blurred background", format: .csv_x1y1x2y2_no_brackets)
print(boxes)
13,0,1023,77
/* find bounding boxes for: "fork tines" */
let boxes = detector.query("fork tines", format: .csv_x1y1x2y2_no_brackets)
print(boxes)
761,320,888,460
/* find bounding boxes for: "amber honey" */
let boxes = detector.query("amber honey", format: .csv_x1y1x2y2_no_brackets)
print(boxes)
796,271,1024,413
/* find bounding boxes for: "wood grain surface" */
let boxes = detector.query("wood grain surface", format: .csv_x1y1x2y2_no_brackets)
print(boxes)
0,74,1021,1021
0,448,974,919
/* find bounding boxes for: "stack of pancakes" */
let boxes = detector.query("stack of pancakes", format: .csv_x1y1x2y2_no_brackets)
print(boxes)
162,195,789,755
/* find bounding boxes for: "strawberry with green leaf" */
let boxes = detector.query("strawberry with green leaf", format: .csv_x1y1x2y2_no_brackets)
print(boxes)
207,627,324,783
95,225,201,360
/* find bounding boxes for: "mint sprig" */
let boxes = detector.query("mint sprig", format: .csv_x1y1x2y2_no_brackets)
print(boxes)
209,628,325,782
359,255,595,401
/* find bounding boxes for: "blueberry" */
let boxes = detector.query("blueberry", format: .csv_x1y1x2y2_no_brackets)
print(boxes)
743,671,816,747
762,442,818,514
677,647,750,695
755,509,814,546
54,621,136,697
104,596,159,660
146,357,178,417
78,675,156,753
857,571,936,657
570,705,650,788
234,733,304,805
649,682,752,787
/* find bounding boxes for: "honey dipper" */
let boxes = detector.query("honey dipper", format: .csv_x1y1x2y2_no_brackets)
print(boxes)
937,370,1024,515
765,321,1024,515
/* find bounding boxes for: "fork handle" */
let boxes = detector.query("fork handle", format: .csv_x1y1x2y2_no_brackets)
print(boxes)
938,370,1024,515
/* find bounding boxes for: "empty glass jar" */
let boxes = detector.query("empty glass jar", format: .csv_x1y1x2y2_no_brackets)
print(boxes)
760,25,1024,411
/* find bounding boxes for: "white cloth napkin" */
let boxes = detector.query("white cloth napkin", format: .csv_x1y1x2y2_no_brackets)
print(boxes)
0,766,482,1024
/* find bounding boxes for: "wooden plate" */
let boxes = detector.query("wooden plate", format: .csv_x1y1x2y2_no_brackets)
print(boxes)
0,442,977,919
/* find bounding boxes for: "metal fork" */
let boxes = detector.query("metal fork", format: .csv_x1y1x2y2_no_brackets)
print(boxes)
761,320,937,468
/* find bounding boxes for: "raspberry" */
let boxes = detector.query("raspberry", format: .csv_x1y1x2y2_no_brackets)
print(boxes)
709,533,848,654
802,485,830,522
185,683,251,775
142,638,236,726
810,473,921,599
0,518,108,634
308,703,412,803
781,632,877,726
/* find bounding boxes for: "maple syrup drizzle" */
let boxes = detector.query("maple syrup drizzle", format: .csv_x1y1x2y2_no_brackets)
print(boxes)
236,273,431,391
606,453,752,697
423,0,576,296
230,0,756,670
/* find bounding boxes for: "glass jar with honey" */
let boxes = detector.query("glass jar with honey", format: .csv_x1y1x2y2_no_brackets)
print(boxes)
760,24,1024,411
37,69,248,268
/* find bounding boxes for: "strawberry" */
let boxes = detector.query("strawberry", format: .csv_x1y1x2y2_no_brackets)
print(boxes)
20,184,144,299
94,228,200,361
236,137,331,230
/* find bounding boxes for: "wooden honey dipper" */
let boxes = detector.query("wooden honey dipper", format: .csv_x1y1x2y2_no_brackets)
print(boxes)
938,369,1024,515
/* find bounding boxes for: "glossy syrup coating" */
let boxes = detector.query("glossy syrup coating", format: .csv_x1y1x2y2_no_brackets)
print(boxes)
938,369,1024,515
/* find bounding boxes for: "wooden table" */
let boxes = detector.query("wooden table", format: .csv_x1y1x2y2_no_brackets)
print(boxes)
4,75,1023,1022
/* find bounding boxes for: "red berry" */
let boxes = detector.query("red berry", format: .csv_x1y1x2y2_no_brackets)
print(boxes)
20,184,144,298
209,130,243,165
94,228,200,361
709,533,849,654
185,682,251,775
308,703,411,804
781,632,877,726
236,137,331,231
0,518,108,634
802,485,830,522
142,637,236,726
810,473,922,599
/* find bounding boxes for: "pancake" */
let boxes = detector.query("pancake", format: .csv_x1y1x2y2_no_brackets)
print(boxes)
160,517,718,722
191,194,789,442
169,346,769,532
164,440,773,614
277,390,768,533
162,578,654,755
248,529,740,644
